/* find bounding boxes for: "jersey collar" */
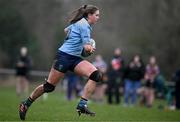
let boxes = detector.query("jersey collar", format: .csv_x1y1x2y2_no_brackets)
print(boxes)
82,18,92,31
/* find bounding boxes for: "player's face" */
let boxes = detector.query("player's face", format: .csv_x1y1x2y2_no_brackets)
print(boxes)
88,10,100,24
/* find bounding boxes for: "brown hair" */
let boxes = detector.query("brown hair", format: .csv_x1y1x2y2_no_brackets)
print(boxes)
68,5,99,24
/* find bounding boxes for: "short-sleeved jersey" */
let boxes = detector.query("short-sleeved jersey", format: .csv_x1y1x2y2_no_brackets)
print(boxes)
59,18,92,57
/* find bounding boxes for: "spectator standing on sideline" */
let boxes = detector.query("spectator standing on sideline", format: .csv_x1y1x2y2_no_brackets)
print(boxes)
16,47,32,99
123,55,145,106
107,48,125,104
172,69,180,109
143,56,160,107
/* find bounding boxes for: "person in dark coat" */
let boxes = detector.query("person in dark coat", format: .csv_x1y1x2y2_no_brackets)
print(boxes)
123,54,145,106
16,47,32,98
172,69,180,109
107,48,125,104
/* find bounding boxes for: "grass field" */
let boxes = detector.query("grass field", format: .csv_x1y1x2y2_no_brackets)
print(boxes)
0,86,180,122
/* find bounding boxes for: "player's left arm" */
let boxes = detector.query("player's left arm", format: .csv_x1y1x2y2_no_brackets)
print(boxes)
79,25,94,53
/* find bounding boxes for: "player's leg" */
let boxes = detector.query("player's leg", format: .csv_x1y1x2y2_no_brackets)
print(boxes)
19,50,71,120
74,60,102,116
19,68,65,120
30,68,64,100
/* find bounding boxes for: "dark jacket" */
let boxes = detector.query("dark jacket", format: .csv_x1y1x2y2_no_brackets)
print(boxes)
108,69,122,85
16,55,32,76
123,62,145,81
173,69,180,109
107,55,125,85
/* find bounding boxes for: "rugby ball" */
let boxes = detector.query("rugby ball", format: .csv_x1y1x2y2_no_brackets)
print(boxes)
81,38,96,57
89,38,96,49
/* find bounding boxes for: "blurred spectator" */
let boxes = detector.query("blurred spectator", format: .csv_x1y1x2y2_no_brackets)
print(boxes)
143,56,160,107
123,55,145,106
107,48,125,104
15,47,32,98
154,74,166,98
172,69,180,109
91,55,108,103
164,80,175,110
65,72,82,101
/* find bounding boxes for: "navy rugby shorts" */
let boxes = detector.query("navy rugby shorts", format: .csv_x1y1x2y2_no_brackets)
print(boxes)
53,51,83,73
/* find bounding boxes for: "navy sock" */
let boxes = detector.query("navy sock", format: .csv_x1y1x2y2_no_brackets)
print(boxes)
78,97,88,107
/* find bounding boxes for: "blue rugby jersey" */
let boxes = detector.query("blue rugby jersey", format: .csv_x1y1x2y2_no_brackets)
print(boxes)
59,18,92,57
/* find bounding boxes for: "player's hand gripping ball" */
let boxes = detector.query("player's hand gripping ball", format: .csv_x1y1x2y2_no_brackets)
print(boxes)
81,38,96,57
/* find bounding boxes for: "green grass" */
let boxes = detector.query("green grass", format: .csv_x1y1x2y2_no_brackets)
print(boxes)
0,86,180,121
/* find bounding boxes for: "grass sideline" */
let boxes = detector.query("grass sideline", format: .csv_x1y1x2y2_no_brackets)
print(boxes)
0,86,180,121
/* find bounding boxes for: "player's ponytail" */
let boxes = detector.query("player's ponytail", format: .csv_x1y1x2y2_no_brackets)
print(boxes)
68,5,99,24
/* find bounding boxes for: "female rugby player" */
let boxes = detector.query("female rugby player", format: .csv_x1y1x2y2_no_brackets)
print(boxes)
19,4,101,120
